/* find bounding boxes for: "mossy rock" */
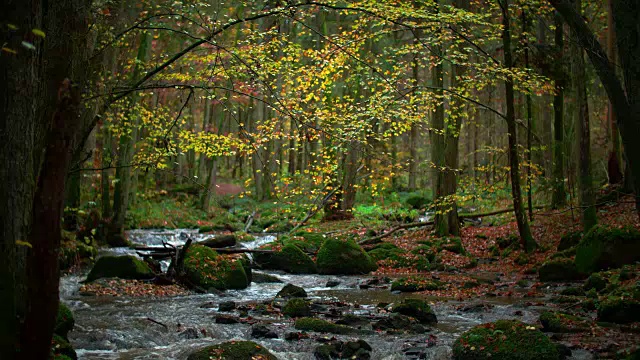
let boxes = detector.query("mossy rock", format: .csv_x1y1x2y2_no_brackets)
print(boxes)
392,299,437,325
85,255,154,282
367,242,406,262
252,272,283,283
200,234,236,248
560,287,585,296
496,234,519,249
266,220,294,233
551,247,577,259
558,231,582,251
275,283,307,299
286,231,327,253
182,245,248,291
406,195,430,209
282,298,312,317
575,225,640,274
598,297,640,324
539,311,590,333
452,320,561,360
50,334,77,360
538,258,586,282
437,237,466,255
391,277,444,292
409,245,437,262
55,302,74,339
294,317,357,334
186,340,277,360
584,272,608,292
316,238,377,275
254,244,317,274
233,231,255,242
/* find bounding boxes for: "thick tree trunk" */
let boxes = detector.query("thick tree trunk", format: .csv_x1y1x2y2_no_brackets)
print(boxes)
571,0,596,231
501,0,537,252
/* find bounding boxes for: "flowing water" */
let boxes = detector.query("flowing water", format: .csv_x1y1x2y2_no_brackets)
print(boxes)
61,229,591,360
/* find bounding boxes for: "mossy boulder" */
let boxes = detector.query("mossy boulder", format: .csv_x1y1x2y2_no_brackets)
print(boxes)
316,238,377,275
253,243,317,274
275,283,307,299
182,245,248,291
50,334,77,360
85,255,154,282
575,225,640,274
406,194,431,209
294,317,357,335
539,311,590,333
598,297,640,324
252,272,283,283
282,298,312,317
409,245,437,262
538,258,586,282
186,340,277,360
392,299,437,325
55,303,74,339
558,231,582,251
367,242,406,262
285,231,327,253
452,320,561,360
437,237,466,255
390,277,444,292
584,272,608,292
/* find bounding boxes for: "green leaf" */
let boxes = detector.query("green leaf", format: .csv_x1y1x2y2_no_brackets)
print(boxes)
16,240,32,248
32,28,45,38
21,41,36,51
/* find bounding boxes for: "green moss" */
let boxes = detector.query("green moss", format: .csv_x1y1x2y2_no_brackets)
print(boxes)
183,245,248,291
254,244,317,274
54,303,74,339
287,231,327,253
560,287,585,296
283,298,312,317
368,243,406,262
392,299,437,325
496,234,519,249
538,258,586,282
276,283,307,298
575,225,640,274
515,253,529,266
452,320,561,360
316,238,377,275
598,297,640,324
410,245,437,262
584,272,608,292
391,277,444,292
85,255,154,282
539,311,589,333
50,334,77,360
558,231,582,251
406,195,430,209
294,317,357,334
550,247,577,259
187,341,277,360
437,237,466,255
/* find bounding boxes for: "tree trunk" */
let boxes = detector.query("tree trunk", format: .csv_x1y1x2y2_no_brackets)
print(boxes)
551,13,567,209
571,0,597,231
501,0,537,252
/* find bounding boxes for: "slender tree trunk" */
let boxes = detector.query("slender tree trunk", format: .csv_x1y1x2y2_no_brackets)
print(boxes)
501,0,537,252
571,0,597,231
551,13,567,209
523,10,534,221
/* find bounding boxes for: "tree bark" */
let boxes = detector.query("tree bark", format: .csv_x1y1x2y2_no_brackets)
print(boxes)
501,0,537,252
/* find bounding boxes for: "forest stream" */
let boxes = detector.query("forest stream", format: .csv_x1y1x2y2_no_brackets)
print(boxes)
60,229,596,360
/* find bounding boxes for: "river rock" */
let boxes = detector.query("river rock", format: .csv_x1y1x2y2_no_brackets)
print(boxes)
452,320,562,360
178,327,201,339
253,243,317,274
316,238,377,275
85,255,154,282
285,331,310,341
539,311,590,332
598,296,640,324
314,339,372,360
200,234,236,248
51,334,77,360
294,317,357,334
218,301,236,312
276,283,307,299
187,340,277,360
282,298,312,317
252,272,283,283
392,299,437,325
182,245,249,291
326,280,341,287
374,313,426,334
251,324,278,339
538,258,586,282
575,225,640,273
215,315,239,324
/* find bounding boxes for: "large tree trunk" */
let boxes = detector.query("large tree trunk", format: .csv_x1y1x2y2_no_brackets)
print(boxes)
501,0,537,252
571,0,596,231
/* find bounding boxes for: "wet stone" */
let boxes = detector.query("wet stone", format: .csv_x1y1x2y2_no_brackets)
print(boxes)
178,327,200,339
284,331,309,341
218,301,236,312
326,280,341,287
215,314,239,324
251,324,278,339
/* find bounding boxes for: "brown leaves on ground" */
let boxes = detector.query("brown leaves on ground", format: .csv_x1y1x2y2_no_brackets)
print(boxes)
80,279,189,297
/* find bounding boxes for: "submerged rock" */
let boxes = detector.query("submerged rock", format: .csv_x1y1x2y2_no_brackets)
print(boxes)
85,255,154,282
187,341,277,360
316,238,377,275
294,317,358,334
452,320,562,360
275,283,307,299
